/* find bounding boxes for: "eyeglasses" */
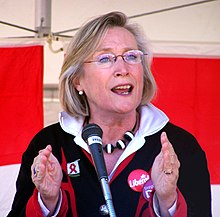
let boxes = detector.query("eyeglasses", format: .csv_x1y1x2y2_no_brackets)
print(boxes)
84,49,147,68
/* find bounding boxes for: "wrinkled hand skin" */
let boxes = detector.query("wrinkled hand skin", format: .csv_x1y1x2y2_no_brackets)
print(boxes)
151,132,180,217
31,145,63,214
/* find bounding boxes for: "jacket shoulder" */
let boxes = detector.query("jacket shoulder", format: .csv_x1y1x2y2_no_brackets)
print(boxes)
161,122,204,156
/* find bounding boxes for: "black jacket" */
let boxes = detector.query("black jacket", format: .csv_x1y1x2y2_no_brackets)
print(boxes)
7,121,212,217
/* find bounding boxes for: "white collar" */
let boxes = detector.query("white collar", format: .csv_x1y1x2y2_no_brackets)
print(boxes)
138,103,169,137
59,111,89,152
59,103,169,138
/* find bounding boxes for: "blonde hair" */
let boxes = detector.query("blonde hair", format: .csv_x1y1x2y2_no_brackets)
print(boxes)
59,11,156,117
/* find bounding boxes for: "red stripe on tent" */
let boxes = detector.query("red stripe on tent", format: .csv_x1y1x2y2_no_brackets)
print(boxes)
152,57,220,184
0,45,44,166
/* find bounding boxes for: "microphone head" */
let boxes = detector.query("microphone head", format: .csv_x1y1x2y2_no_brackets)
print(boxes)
82,123,103,142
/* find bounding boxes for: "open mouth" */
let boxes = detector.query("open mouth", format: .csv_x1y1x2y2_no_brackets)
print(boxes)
111,85,133,95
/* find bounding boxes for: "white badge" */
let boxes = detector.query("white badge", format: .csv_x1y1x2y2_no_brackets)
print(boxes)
67,159,80,177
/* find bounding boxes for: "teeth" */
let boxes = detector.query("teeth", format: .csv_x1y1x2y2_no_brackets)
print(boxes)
112,85,132,95
114,85,131,90
121,92,129,95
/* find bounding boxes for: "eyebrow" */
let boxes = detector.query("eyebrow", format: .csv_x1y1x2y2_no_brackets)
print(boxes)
94,47,137,55
95,48,114,53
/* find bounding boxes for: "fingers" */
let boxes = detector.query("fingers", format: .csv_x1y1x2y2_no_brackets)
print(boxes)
151,132,180,207
31,145,52,181
160,132,179,175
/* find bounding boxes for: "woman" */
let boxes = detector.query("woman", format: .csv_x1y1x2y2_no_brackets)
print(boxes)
7,11,211,217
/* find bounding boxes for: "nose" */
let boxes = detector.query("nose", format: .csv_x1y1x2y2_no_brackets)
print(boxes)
113,56,129,77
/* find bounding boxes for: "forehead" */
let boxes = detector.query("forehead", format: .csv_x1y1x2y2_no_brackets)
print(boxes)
97,27,138,51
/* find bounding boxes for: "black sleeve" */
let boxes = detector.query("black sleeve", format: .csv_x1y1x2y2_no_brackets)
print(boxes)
165,123,212,217
7,123,63,217
178,144,212,217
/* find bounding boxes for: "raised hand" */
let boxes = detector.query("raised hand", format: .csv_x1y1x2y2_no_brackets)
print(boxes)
151,132,180,216
31,145,63,213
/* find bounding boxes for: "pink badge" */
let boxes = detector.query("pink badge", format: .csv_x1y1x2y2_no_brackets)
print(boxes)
127,169,150,192
142,179,154,201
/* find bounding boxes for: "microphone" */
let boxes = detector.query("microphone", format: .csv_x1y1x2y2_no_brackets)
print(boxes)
82,123,117,217
82,123,107,180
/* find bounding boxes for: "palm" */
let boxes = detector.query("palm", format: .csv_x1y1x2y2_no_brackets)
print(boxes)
38,154,62,199
32,145,63,200
151,132,179,208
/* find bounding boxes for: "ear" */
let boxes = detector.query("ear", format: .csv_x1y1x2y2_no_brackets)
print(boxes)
73,76,83,92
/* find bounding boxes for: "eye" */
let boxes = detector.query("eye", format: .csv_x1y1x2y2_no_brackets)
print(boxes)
124,51,140,62
97,54,113,64
126,53,138,61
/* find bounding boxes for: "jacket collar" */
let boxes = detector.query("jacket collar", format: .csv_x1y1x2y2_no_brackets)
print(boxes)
59,103,169,155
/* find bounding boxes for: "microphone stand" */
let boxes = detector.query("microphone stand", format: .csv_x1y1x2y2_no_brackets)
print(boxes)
100,178,116,217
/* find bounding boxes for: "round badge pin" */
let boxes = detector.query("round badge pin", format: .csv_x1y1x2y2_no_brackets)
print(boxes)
142,179,154,201
127,169,150,192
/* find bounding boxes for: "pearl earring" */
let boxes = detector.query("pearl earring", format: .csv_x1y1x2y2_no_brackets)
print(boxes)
79,90,83,95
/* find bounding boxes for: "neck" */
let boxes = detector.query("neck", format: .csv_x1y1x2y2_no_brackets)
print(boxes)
86,111,139,146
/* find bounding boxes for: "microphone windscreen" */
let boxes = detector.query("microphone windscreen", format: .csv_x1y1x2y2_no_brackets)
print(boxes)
82,123,103,142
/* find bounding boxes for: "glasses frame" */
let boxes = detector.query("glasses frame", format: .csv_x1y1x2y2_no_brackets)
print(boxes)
84,49,148,68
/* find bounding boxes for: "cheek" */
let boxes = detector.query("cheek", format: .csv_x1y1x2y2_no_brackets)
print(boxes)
81,72,108,96
135,66,144,89
80,66,99,89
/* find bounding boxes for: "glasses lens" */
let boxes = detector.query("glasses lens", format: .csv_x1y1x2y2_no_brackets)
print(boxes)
96,54,114,68
124,50,143,64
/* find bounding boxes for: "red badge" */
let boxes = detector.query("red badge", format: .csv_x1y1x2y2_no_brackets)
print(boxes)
127,169,150,192
142,179,154,201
